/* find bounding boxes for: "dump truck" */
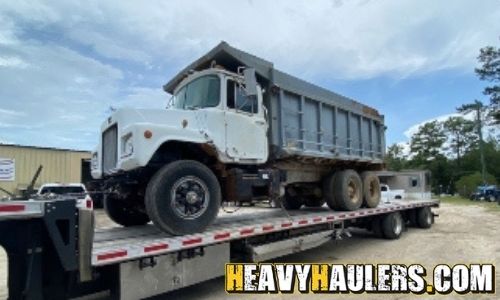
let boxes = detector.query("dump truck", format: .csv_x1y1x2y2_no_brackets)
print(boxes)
91,41,386,235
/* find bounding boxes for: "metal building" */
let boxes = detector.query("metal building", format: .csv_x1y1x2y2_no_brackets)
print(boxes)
0,144,91,197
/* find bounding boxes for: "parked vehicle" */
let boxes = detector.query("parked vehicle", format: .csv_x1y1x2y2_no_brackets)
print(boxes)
91,42,385,235
470,185,500,202
380,184,405,203
36,183,93,209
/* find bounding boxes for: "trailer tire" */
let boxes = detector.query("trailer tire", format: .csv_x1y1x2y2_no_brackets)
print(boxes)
361,172,381,208
304,197,326,208
381,212,404,239
407,209,418,227
283,189,303,210
371,217,384,238
145,160,221,235
323,172,340,210
416,207,433,229
104,195,150,227
334,170,363,211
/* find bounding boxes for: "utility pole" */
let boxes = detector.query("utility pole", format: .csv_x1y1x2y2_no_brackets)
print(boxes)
457,100,487,185
474,105,487,185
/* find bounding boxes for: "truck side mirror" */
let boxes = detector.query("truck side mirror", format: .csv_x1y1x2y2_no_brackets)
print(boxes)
243,68,258,97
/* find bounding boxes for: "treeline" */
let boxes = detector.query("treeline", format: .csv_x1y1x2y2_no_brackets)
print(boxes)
385,43,500,197
385,117,499,196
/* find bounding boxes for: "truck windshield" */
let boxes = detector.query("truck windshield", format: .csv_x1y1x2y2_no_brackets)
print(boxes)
173,75,220,109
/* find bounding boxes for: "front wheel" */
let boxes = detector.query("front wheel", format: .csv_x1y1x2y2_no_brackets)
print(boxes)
145,160,221,235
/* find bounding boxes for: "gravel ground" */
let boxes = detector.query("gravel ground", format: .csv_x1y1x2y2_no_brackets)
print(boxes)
1,202,498,299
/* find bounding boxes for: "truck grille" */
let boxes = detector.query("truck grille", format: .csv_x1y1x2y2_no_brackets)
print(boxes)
102,124,118,174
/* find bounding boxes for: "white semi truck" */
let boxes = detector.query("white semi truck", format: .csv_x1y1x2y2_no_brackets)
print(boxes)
90,42,386,235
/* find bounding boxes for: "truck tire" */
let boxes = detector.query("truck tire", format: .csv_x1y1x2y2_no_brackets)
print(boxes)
381,212,404,239
361,172,381,208
145,160,221,235
323,172,340,210
104,195,150,227
416,207,433,229
304,197,326,208
334,170,363,211
283,189,303,210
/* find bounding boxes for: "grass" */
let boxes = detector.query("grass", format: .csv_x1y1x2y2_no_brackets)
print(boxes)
439,195,500,212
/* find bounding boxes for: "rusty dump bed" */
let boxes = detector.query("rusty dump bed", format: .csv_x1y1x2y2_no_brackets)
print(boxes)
163,41,385,163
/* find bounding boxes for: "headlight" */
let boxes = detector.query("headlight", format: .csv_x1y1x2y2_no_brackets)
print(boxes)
121,134,134,158
91,152,98,169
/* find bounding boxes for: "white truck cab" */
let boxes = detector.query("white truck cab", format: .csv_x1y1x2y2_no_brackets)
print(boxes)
91,68,268,180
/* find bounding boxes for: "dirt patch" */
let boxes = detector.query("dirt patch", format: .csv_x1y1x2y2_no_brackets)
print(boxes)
1,203,498,299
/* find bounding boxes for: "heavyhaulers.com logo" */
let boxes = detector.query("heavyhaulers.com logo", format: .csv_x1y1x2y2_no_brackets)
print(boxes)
225,263,495,294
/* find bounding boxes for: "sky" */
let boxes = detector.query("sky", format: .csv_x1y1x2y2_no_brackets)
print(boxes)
0,0,499,151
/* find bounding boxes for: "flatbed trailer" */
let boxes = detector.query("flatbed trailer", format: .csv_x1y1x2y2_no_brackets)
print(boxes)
0,198,438,300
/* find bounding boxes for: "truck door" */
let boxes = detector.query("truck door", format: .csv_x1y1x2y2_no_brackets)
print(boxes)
224,79,268,162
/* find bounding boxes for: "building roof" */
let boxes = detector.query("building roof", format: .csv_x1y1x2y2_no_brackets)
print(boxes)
0,143,91,154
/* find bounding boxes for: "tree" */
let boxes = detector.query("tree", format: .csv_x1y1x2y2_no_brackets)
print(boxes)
409,120,446,162
385,143,406,171
475,44,500,122
442,116,477,164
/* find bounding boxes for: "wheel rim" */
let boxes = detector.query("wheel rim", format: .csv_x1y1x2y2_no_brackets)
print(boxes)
348,180,360,203
170,176,210,219
394,217,402,235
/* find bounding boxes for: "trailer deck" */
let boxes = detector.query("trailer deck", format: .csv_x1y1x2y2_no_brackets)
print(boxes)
0,198,439,299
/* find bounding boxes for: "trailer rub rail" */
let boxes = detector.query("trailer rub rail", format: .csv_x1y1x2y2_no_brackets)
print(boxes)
91,200,438,266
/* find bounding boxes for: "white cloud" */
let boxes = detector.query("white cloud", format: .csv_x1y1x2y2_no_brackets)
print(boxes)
0,0,499,150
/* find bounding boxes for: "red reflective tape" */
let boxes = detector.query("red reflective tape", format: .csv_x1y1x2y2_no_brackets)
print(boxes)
376,209,382,212
240,228,255,235
326,216,335,220
298,219,308,225
368,210,374,214
338,214,346,218
182,237,202,246
359,212,365,215
349,213,356,217
262,225,274,231
214,232,231,240
313,217,322,222
144,243,169,253
281,222,292,228
0,204,25,212
97,250,127,261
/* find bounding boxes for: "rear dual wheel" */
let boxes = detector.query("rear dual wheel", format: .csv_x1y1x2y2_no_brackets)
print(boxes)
323,170,380,211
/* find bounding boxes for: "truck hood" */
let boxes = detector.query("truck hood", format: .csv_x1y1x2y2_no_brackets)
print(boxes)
102,108,204,132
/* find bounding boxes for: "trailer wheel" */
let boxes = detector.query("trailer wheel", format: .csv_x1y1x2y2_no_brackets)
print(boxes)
304,197,326,207
416,207,433,229
407,209,418,227
371,217,384,238
282,188,303,210
361,172,381,208
381,212,404,239
334,170,363,211
323,172,340,210
145,160,221,235
104,195,150,227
